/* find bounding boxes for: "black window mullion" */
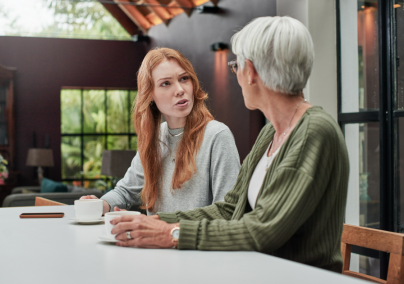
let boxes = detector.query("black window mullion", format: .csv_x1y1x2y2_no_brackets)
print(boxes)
80,88,84,187
379,0,395,279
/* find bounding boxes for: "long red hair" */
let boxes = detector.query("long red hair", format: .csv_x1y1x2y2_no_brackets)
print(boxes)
134,48,213,211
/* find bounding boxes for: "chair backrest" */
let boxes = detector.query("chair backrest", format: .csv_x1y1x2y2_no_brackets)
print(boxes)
341,224,404,284
35,197,66,206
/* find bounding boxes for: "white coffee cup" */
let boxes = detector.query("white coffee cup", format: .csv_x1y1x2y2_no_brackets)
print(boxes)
104,211,141,239
74,199,103,221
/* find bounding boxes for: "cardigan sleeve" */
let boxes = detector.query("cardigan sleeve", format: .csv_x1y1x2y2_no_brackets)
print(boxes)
175,121,337,251
177,168,319,251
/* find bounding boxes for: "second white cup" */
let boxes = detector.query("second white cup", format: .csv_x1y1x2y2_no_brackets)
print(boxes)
104,211,141,239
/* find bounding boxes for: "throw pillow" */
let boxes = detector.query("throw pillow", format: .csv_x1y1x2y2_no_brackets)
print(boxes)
41,178,68,193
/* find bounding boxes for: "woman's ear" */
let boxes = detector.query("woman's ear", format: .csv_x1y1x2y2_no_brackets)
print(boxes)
245,60,258,85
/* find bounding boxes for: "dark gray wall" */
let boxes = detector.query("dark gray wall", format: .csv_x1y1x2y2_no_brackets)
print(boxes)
148,0,277,160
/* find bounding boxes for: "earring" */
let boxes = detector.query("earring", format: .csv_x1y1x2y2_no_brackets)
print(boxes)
248,81,252,86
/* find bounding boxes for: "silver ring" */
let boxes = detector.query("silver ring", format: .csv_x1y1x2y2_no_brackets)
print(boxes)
126,231,132,240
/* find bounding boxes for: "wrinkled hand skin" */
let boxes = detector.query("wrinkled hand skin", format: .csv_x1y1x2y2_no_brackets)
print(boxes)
111,214,178,248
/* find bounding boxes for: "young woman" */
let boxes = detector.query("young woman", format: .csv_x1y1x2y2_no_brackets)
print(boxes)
81,48,240,215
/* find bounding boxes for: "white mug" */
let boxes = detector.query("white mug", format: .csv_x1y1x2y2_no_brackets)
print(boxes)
74,199,103,221
104,211,141,239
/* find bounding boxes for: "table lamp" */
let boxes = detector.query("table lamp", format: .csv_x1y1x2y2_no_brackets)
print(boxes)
101,150,136,188
26,148,54,184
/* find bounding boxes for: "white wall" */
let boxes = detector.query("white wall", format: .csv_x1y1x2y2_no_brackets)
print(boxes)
277,0,338,122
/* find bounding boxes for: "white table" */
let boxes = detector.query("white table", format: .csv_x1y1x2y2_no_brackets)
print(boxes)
0,206,367,284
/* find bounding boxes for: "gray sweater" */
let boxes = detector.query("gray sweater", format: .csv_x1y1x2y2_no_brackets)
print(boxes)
101,120,241,215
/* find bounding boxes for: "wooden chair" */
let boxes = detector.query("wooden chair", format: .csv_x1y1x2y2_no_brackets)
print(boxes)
341,224,404,284
34,197,67,206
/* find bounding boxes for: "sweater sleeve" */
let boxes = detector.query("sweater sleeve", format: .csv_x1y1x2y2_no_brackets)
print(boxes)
209,129,241,203
176,122,336,251
101,152,144,211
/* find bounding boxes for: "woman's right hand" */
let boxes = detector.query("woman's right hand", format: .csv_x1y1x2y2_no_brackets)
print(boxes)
80,195,99,200
79,195,111,215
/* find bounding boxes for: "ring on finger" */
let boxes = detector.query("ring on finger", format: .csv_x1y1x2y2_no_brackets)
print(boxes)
126,231,132,240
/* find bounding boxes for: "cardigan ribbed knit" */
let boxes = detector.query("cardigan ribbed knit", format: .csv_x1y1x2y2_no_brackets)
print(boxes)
158,106,349,272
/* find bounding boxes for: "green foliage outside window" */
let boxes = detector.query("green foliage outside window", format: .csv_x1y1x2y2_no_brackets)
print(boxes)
61,89,137,188
0,1,131,40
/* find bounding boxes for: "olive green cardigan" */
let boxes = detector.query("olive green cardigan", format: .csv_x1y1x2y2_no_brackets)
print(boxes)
158,106,349,272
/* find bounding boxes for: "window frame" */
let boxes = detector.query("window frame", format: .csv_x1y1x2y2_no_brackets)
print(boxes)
60,87,137,186
336,0,396,279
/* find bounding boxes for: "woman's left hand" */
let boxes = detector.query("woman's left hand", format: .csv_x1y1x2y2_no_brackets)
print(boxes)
110,214,178,248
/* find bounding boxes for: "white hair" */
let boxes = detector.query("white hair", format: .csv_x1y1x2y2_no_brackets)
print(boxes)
231,16,314,95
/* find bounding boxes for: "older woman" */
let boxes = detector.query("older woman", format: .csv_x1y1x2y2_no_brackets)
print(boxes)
109,17,349,272
81,48,240,215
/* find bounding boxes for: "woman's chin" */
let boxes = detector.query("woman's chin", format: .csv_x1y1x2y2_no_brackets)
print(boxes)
244,102,257,111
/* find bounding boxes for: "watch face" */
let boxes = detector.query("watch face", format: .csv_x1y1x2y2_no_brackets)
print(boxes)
172,229,180,239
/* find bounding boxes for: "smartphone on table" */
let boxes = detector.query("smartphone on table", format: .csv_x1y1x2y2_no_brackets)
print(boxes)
20,212,65,218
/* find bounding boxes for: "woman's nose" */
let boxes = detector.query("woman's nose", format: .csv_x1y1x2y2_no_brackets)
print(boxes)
174,82,185,96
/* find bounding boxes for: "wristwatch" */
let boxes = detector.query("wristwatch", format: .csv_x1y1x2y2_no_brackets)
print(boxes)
170,226,180,248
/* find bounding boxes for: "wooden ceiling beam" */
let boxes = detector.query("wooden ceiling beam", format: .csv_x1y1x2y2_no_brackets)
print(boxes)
114,0,153,34
144,0,172,25
191,0,210,6
172,0,194,17
166,1,183,17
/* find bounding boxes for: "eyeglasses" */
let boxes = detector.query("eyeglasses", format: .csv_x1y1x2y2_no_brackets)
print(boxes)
228,59,238,75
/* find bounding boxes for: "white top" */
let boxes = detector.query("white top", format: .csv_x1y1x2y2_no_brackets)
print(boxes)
248,142,280,209
0,206,367,284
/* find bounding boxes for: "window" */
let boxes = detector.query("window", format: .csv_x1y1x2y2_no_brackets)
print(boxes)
61,88,137,188
338,0,402,279
0,1,131,40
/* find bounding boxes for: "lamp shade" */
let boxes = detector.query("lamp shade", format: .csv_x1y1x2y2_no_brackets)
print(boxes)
26,148,54,167
101,150,136,177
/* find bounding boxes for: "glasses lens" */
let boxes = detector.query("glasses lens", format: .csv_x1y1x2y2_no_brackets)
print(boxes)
228,60,238,75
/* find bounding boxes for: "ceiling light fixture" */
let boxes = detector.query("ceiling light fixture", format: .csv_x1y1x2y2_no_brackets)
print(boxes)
132,34,150,43
211,42,228,52
197,5,224,14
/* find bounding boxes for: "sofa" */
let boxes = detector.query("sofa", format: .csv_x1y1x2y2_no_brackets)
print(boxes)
3,186,145,213
2,186,104,207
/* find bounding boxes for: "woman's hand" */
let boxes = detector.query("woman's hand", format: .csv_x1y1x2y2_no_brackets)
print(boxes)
113,206,127,212
80,195,98,200
110,214,177,248
78,195,110,215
